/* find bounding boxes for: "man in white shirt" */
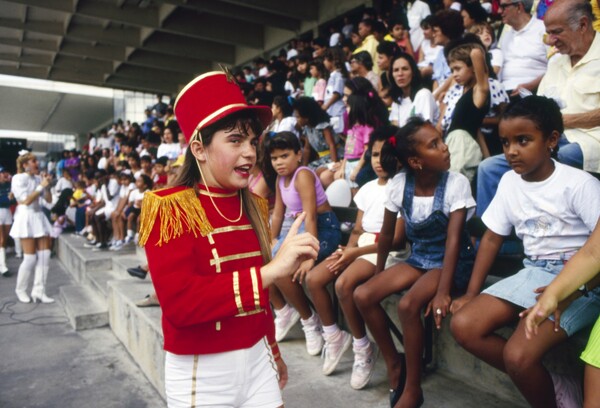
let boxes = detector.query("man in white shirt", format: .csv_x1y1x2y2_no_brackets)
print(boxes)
498,0,548,97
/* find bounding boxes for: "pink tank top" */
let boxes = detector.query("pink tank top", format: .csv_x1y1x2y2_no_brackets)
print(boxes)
279,166,327,217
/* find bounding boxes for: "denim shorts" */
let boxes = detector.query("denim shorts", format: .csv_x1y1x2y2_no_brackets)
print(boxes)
272,211,341,262
483,258,600,336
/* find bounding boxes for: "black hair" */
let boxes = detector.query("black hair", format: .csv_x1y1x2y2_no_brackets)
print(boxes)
462,2,489,25
261,132,302,182
293,97,331,127
389,12,409,30
140,155,152,163
51,188,73,217
344,77,389,128
388,51,424,101
386,116,432,172
372,20,387,35
155,156,168,166
265,131,302,154
272,95,293,117
376,41,399,57
501,96,563,159
138,174,153,190
324,47,349,77
312,37,328,48
420,15,435,29
432,10,464,41
369,125,401,177
351,51,374,70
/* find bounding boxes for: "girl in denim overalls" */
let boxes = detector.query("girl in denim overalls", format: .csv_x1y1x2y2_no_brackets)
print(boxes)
265,132,341,357
355,117,475,408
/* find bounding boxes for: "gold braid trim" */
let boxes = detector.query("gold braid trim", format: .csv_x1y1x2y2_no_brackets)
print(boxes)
138,188,213,247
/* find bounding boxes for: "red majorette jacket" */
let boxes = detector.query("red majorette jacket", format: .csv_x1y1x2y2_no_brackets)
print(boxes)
139,184,280,360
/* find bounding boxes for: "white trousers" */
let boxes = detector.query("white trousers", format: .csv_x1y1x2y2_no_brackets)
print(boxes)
165,337,282,408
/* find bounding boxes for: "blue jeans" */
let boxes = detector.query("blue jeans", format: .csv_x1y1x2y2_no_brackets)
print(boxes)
272,211,341,262
476,136,583,217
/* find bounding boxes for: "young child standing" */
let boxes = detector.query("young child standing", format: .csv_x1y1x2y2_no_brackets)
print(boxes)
309,59,327,105
450,96,600,408
305,126,409,388
441,40,490,181
266,132,341,356
140,71,319,408
354,117,476,408
323,77,388,191
323,47,349,135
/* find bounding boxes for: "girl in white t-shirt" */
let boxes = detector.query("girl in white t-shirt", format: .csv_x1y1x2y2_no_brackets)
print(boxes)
388,51,439,128
125,174,153,244
304,126,408,388
451,96,600,407
355,117,476,407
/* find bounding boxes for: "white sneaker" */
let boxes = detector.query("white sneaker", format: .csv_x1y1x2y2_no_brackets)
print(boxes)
322,330,352,375
274,306,300,342
302,318,324,356
351,342,379,389
551,372,583,408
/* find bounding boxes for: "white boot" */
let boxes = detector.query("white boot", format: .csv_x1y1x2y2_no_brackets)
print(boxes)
31,249,54,303
15,253,36,303
14,238,22,258
0,247,8,274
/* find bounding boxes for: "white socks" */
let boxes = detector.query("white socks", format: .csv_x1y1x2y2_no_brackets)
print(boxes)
31,249,51,298
323,323,340,338
353,336,370,349
16,253,36,294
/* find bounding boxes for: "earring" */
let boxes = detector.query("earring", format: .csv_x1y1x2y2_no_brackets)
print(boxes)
549,147,554,153
418,164,423,170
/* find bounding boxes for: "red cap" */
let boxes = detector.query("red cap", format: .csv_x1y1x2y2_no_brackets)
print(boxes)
174,72,272,142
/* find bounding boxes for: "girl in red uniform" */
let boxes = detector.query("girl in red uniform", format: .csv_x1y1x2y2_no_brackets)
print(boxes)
140,71,319,408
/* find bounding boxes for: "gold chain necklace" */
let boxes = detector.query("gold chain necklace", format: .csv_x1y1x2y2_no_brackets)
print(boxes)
194,156,243,223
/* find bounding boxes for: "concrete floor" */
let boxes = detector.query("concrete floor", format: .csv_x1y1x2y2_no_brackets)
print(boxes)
0,252,163,408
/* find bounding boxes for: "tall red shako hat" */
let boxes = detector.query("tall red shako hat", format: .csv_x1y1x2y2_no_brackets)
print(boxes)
174,71,272,142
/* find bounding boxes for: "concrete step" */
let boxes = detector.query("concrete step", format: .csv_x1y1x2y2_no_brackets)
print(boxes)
112,255,149,280
57,234,133,282
107,279,165,399
278,333,525,407
87,268,123,298
59,285,109,331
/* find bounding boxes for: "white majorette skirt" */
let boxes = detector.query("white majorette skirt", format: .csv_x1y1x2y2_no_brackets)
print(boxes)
164,337,282,408
9,206,53,239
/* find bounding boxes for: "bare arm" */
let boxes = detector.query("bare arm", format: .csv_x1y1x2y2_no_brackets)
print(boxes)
471,47,490,110
562,108,600,130
428,208,467,328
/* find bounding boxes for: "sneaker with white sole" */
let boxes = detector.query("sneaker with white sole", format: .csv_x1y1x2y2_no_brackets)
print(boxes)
302,319,324,356
551,372,583,408
322,330,352,375
274,306,301,342
351,342,379,389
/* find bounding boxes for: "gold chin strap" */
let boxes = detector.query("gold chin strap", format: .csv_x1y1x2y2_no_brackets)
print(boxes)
192,128,243,224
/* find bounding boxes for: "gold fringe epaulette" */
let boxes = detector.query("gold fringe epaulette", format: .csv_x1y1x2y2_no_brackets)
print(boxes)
138,188,213,247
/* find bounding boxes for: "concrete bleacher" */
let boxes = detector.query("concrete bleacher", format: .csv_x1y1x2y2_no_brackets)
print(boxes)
55,233,587,407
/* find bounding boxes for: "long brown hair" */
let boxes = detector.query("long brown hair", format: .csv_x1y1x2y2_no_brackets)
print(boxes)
171,111,272,263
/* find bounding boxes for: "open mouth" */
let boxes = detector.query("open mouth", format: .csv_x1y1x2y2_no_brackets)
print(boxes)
235,164,252,177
